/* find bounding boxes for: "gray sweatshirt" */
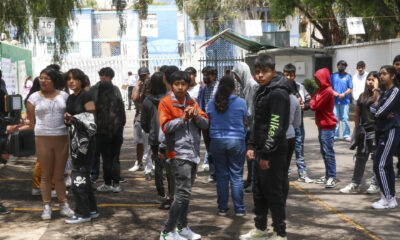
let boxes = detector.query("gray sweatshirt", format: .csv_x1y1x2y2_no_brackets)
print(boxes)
286,94,302,139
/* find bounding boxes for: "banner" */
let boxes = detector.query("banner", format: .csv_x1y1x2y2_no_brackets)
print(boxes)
245,20,263,36
1,58,17,94
346,17,365,35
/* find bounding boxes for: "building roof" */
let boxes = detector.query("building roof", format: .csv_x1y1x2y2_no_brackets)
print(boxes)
197,28,276,52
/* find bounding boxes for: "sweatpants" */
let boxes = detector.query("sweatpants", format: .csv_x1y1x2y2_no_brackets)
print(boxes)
35,135,69,205
164,159,197,233
253,143,287,237
283,138,295,203
374,128,400,199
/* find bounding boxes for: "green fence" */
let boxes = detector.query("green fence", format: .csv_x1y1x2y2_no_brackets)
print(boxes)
0,42,33,95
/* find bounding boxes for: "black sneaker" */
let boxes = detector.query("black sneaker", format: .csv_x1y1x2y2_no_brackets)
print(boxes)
218,209,229,216
245,182,253,193
243,179,251,189
0,204,10,215
159,199,171,210
145,173,152,181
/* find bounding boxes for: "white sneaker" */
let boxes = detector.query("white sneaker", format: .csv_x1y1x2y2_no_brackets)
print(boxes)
297,172,314,183
239,228,269,240
339,183,359,193
202,164,209,172
315,176,327,184
160,231,186,240
60,203,74,217
325,177,336,188
32,188,41,196
366,184,380,194
65,215,91,224
96,183,113,192
128,162,143,172
112,185,122,193
269,232,288,240
177,226,201,240
372,196,398,209
41,205,52,220
65,176,72,187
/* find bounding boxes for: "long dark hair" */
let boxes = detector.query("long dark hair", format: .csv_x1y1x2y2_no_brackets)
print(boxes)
96,81,125,137
65,68,88,89
214,76,235,113
150,72,167,95
24,77,41,105
358,71,378,105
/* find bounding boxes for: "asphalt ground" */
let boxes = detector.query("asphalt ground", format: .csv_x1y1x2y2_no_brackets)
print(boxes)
1,109,400,240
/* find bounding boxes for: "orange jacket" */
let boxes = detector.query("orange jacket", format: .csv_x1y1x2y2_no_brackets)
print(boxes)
158,92,209,161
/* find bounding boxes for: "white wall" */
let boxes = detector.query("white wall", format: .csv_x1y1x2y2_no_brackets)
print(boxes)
329,39,400,75
275,55,314,82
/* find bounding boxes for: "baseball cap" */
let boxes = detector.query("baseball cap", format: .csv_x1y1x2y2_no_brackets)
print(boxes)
138,67,150,76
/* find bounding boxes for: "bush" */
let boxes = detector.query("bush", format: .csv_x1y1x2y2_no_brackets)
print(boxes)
303,78,319,95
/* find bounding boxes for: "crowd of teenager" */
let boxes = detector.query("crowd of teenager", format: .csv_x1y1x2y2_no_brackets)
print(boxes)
0,53,400,240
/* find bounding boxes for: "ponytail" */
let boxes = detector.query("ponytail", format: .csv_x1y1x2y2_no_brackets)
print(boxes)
214,76,235,113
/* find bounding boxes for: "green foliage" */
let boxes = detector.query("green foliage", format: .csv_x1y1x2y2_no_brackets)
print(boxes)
303,78,319,95
182,0,265,35
268,0,400,46
0,0,82,62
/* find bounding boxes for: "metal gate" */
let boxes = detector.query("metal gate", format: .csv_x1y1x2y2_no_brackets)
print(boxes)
199,56,244,79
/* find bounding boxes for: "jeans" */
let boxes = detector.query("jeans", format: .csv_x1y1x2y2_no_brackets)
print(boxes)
127,86,134,109
294,126,307,173
334,104,351,140
71,167,98,218
351,138,376,185
318,129,336,178
164,159,197,233
283,138,295,203
253,143,287,237
210,138,246,213
96,133,123,185
202,129,216,179
374,128,400,198
152,145,165,197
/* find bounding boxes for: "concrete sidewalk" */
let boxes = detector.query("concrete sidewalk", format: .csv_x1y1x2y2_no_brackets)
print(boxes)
0,110,399,240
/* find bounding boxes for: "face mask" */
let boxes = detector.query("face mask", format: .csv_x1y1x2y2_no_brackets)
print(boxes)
203,77,211,84
338,68,345,73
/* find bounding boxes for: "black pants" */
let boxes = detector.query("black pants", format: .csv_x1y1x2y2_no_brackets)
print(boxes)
152,145,165,197
97,133,123,185
253,144,287,237
71,142,98,218
90,136,101,180
71,166,98,218
202,129,215,179
128,86,134,109
283,138,295,203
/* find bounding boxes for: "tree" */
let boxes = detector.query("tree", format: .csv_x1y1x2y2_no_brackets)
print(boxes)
132,0,153,67
0,0,82,62
268,0,400,46
180,0,266,35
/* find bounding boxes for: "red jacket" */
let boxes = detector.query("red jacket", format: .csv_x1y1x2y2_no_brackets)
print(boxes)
310,68,337,130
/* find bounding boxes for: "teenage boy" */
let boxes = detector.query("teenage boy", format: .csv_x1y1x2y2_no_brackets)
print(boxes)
352,61,368,104
158,71,209,240
185,67,200,101
310,68,338,188
331,60,353,142
283,64,313,183
240,55,291,240
89,67,123,184
198,67,219,181
129,67,153,180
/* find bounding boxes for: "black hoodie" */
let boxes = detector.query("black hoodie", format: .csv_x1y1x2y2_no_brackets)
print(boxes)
248,73,292,160
141,93,166,146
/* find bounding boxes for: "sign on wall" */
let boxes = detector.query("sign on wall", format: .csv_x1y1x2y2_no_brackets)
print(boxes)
1,58,16,94
38,17,56,38
141,15,158,38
